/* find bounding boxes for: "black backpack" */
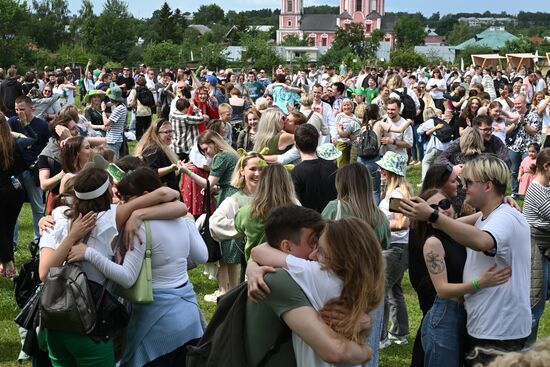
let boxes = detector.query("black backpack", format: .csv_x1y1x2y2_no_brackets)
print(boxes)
14,242,41,309
357,123,380,159
394,87,416,120
136,86,156,108
432,117,454,143
187,282,290,367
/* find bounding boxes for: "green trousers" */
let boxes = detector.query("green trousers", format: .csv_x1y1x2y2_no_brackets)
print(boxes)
45,329,115,367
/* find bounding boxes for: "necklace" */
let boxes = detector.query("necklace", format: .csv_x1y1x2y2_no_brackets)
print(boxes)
481,202,503,221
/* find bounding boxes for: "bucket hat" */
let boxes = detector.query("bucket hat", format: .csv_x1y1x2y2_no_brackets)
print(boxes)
376,151,407,177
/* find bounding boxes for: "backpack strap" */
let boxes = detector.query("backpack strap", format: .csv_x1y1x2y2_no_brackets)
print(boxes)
305,110,314,123
256,324,291,367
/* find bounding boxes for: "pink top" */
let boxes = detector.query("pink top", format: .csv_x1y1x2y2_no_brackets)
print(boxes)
518,156,536,196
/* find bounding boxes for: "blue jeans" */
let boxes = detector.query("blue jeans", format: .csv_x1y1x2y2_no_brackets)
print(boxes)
382,243,409,339
357,156,381,206
14,169,44,243
421,297,466,367
107,142,122,160
365,302,384,367
508,149,527,196
411,124,424,162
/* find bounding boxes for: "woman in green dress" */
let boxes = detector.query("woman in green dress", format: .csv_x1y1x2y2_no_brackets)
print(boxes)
180,130,240,300
235,164,298,261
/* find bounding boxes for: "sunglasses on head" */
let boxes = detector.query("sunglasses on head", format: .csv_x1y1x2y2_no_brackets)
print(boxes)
429,198,452,210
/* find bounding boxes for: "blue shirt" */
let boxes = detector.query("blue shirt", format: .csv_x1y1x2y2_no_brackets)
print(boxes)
8,116,50,165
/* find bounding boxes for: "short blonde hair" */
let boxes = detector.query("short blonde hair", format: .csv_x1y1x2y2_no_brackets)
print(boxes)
459,127,484,158
461,154,509,196
300,93,313,107
218,103,233,115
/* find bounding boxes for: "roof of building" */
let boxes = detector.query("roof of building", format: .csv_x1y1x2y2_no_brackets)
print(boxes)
365,11,382,20
300,14,338,31
339,11,352,19
188,24,212,35
380,15,398,31
425,35,446,45
454,27,518,50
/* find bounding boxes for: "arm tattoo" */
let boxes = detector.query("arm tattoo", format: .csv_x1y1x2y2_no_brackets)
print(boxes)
425,250,446,275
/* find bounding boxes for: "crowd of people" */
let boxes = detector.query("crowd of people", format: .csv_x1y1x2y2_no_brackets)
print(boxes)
0,59,550,367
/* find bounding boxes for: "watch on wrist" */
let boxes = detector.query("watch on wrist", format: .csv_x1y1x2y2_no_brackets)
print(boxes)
428,208,439,224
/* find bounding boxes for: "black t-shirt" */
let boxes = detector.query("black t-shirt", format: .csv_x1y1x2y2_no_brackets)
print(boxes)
116,75,135,97
291,158,337,213
142,148,178,191
37,154,62,194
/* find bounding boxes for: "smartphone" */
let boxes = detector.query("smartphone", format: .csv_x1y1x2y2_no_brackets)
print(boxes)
389,197,402,213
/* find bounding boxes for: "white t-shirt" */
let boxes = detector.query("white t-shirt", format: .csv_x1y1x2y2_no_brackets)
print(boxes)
40,205,118,284
84,218,208,289
379,190,409,244
379,117,414,159
427,78,446,100
285,255,349,367
492,119,507,144
463,204,531,340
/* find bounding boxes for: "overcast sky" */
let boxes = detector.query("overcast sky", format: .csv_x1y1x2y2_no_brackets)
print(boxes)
67,0,550,19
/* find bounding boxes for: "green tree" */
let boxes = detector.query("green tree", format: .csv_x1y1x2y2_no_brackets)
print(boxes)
73,0,96,50
143,41,181,68
389,47,427,69
332,24,384,60
172,9,188,38
281,34,309,46
500,38,537,55
158,2,177,43
446,22,482,46
435,15,458,37
31,0,71,50
0,0,32,66
394,17,426,47
193,4,224,25
201,43,229,69
239,32,283,71
455,45,493,65
93,0,136,62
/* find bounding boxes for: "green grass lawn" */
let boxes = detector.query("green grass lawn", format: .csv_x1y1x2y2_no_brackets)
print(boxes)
0,165,548,366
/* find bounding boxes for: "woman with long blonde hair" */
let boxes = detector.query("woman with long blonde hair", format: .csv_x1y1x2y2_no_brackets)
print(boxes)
250,213,385,367
376,150,413,348
235,163,298,260
208,151,265,292
134,118,181,190
321,162,390,366
252,108,293,155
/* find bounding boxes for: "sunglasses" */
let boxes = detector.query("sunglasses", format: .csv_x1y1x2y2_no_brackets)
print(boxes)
429,198,452,210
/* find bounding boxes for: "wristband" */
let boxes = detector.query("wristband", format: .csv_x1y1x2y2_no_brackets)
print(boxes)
472,279,480,290
428,208,439,224
186,170,193,177
56,173,63,183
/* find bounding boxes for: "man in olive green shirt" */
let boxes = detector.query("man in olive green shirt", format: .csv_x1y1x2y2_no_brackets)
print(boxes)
245,205,372,366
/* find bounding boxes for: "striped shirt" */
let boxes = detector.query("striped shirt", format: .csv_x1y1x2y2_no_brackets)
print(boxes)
169,109,204,154
106,104,127,144
523,180,550,230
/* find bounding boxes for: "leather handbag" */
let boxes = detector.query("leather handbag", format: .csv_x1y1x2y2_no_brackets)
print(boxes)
89,280,129,338
116,221,154,303
40,263,96,334
199,180,222,262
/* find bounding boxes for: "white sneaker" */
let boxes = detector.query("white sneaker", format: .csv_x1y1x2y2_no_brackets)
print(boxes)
379,338,391,349
388,334,408,345
203,290,224,303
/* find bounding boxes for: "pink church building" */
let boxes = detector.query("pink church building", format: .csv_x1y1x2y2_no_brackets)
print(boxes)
276,0,397,48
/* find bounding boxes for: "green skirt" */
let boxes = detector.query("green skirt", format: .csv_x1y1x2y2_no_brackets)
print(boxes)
221,239,245,264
